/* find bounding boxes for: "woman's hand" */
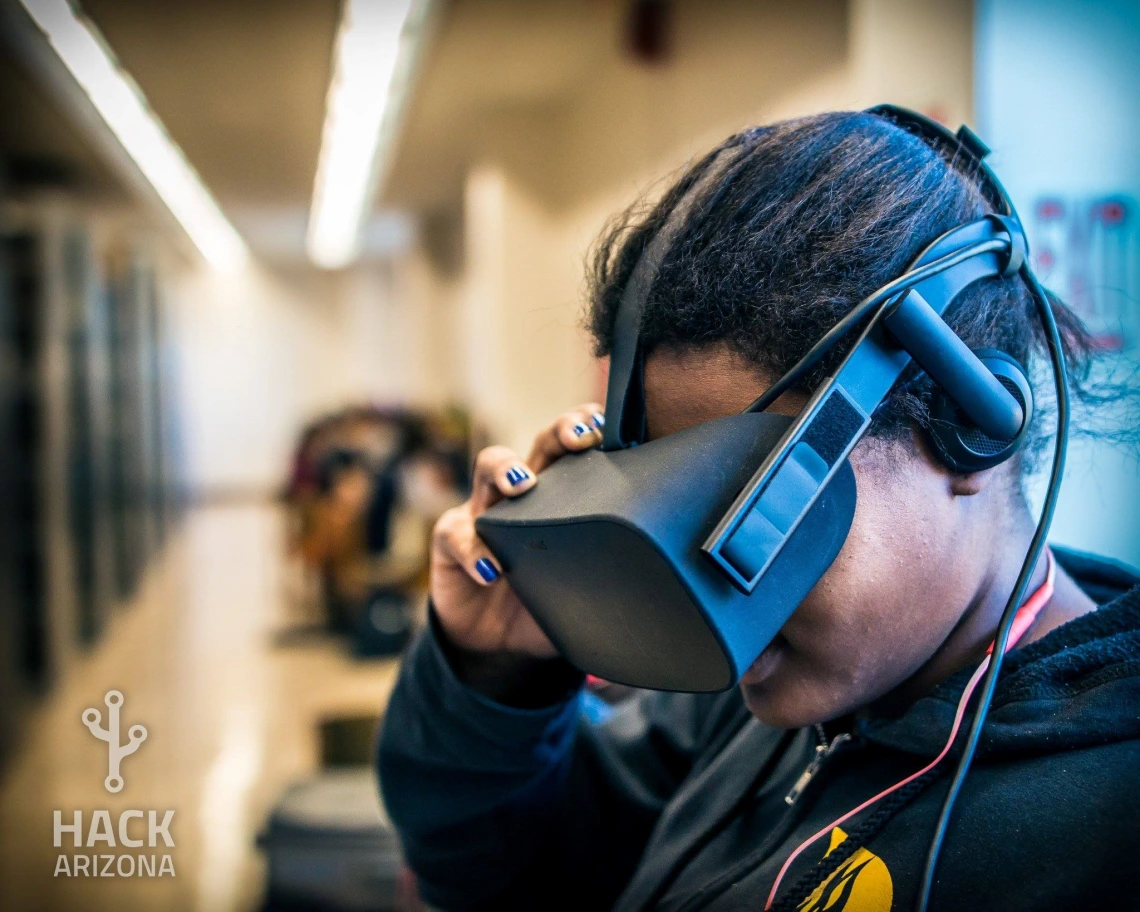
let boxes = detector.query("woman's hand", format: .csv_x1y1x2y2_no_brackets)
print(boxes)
431,404,605,659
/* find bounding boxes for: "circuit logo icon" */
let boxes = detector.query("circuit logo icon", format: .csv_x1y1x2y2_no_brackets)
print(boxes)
82,690,147,793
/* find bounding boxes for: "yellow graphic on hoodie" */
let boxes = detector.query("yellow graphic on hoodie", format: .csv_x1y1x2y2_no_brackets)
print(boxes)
798,827,893,911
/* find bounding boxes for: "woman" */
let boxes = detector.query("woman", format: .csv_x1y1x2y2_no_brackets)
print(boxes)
377,111,1140,911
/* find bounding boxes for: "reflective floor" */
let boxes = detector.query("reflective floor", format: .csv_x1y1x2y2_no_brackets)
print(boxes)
0,504,400,912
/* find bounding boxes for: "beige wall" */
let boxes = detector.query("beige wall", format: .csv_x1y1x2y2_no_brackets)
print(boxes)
168,253,460,495
849,0,974,126
455,166,598,454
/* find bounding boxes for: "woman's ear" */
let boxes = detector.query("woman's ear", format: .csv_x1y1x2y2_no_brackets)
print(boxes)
909,429,1007,498
948,465,1003,497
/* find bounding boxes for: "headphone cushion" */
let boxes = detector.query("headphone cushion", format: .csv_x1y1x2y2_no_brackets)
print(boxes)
926,351,1034,473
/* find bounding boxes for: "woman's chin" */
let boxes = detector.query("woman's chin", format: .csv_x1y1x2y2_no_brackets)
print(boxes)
741,682,794,727
738,642,830,728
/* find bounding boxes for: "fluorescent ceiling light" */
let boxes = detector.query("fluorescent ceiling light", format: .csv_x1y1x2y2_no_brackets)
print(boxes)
19,0,248,270
307,0,416,269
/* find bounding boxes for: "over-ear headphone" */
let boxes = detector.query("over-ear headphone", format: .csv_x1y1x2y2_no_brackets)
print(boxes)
868,104,1036,475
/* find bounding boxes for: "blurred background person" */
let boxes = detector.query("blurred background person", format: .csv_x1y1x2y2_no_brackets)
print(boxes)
285,404,469,651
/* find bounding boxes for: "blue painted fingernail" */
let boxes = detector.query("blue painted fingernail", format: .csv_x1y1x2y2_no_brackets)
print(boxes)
506,465,531,486
592,412,605,428
475,558,499,582
573,423,592,437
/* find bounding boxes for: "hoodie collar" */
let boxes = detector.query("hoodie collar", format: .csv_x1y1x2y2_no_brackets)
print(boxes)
858,550,1140,759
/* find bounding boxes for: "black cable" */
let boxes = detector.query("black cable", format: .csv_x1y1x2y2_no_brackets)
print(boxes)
746,238,1008,415
914,265,1071,911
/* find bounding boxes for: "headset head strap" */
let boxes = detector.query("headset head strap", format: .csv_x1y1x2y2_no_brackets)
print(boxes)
601,146,742,450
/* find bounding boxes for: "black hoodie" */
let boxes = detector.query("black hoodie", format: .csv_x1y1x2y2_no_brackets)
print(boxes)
378,549,1140,911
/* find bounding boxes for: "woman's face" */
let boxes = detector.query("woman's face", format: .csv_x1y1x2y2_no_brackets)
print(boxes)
643,344,1007,727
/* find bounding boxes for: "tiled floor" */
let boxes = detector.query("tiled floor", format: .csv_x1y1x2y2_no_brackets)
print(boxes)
0,504,400,912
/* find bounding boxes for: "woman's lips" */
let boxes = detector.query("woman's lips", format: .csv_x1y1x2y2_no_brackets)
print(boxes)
740,635,788,686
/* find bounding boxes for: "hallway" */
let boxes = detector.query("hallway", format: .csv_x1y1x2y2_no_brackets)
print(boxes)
0,504,399,912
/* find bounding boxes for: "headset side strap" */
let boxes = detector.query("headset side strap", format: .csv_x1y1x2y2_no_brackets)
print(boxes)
601,147,742,450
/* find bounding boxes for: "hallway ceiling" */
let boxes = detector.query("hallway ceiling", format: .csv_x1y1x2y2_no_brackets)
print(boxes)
82,0,340,210
384,0,849,213
78,0,340,262
73,0,623,256
2,0,848,262
383,0,615,211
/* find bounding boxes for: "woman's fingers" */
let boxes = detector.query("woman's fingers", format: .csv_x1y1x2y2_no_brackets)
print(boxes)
469,445,538,513
527,403,605,472
436,403,604,589
433,506,503,587
465,404,605,515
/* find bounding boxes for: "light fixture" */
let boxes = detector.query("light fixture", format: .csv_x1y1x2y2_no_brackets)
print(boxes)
19,0,248,270
306,0,416,270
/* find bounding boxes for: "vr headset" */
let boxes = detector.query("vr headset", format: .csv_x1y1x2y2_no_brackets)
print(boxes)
476,105,1041,693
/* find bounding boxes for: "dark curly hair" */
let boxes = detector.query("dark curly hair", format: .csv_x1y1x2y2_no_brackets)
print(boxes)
585,111,1103,472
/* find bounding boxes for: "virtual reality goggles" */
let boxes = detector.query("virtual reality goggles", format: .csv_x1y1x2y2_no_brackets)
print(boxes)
476,106,1040,692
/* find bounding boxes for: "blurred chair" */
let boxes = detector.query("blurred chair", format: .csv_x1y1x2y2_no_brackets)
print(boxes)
258,767,422,912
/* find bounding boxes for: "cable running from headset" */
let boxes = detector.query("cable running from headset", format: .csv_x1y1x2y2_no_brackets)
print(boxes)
914,265,1070,912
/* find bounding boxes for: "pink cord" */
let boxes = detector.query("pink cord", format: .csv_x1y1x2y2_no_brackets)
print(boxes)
763,551,1055,910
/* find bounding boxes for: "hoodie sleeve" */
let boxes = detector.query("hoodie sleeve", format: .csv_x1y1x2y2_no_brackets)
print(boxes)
377,614,721,911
